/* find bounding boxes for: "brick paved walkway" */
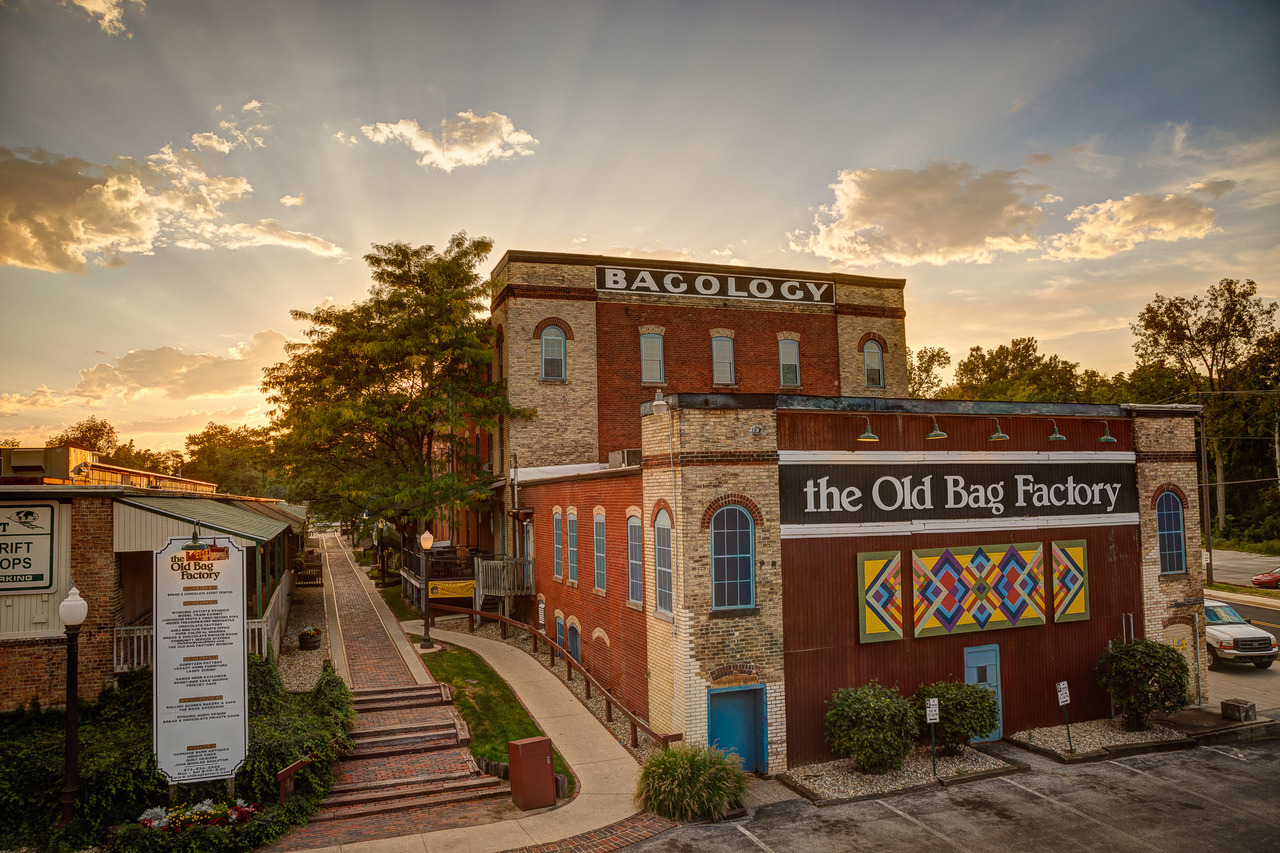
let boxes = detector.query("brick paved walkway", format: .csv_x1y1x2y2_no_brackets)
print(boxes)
321,535,416,691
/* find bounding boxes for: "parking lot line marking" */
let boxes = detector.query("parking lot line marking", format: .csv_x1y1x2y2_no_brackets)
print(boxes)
875,800,973,851
1202,745,1249,761
1106,758,1280,828
1000,777,1161,851
734,824,775,852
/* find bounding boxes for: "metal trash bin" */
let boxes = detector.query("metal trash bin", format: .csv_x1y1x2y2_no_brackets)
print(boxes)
508,736,556,810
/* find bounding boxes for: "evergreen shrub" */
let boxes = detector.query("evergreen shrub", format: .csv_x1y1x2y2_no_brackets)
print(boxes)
913,680,999,755
1095,638,1190,731
825,681,917,774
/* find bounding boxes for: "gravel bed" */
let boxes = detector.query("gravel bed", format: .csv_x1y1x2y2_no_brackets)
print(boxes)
1009,717,1185,755
277,583,330,692
783,746,1008,801
433,616,661,763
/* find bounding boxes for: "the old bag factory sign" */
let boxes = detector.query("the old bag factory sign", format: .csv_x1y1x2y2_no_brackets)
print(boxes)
779,454,1138,536
597,265,835,305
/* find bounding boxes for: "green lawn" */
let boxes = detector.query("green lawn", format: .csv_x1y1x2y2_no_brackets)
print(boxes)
418,642,575,794
380,585,420,622
1206,581,1280,601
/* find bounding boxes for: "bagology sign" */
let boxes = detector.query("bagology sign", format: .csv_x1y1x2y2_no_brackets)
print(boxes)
153,535,248,783
597,265,835,306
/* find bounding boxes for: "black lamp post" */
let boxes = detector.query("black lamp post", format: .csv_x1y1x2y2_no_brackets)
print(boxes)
419,529,435,650
58,584,88,828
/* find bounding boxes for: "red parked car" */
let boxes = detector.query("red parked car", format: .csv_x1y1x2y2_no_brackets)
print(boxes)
1251,568,1280,589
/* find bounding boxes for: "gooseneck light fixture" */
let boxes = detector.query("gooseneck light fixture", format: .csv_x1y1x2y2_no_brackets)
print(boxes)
988,419,1010,441
1085,418,1119,444
857,416,879,442
58,583,89,828
925,416,947,440
1046,419,1067,442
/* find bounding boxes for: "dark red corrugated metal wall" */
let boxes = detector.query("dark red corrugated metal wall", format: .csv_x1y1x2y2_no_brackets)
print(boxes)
777,409,1141,768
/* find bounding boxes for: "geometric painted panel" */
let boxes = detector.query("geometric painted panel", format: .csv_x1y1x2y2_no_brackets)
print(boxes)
1051,540,1090,623
912,543,1045,639
857,551,903,643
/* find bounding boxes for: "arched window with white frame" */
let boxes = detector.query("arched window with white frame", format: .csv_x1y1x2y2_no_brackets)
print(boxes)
541,326,566,380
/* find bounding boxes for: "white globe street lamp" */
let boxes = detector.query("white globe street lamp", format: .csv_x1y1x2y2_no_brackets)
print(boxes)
58,585,88,828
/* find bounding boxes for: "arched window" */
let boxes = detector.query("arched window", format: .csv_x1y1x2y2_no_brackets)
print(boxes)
711,505,755,609
553,513,563,579
641,333,665,383
567,624,581,663
555,616,565,661
593,513,606,590
627,517,643,604
863,340,884,387
655,510,673,614
538,599,545,629
1156,491,1186,574
541,326,565,380
567,512,578,583
779,339,800,386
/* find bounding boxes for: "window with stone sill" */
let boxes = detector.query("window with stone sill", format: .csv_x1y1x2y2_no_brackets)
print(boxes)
779,339,800,387
541,326,566,381
1156,491,1186,574
641,333,665,384
712,336,735,385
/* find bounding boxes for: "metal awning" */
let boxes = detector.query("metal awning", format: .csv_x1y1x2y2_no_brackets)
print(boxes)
221,499,306,534
117,496,289,545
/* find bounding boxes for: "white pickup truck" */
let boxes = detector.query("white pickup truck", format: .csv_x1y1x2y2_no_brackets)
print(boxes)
1204,598,1278,670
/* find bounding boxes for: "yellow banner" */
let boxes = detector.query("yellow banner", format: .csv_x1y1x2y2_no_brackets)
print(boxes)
429,579,476,599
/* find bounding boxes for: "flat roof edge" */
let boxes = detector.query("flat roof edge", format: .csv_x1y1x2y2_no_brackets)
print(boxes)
648,393,1192,418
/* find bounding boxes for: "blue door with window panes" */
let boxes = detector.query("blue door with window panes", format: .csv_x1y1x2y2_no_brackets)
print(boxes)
964,644,1002,741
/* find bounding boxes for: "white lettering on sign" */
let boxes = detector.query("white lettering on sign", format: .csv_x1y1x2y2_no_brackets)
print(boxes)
0,503,56,594
597,266,836,305
1056,681,1070,706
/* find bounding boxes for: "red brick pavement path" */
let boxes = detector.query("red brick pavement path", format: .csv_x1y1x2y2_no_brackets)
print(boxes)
322,534,418,690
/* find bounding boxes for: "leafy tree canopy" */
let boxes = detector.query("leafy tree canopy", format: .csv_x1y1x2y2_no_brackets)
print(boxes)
46,415,118,454
185,422,278,497
263,232,529,531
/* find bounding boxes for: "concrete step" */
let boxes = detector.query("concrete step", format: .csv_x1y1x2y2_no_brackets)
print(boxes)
322,774,497,808
311,780,510,821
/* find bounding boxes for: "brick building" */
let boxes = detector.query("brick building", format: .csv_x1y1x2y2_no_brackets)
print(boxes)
448,252,1205,774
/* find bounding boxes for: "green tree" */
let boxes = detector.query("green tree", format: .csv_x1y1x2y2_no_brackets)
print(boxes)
907,346,951,398
949,337,1085,402
45,416,118,454
184,422,276,496
106,440,183,475
1131,279,1277,531
263,232,528,535
0,438,19,448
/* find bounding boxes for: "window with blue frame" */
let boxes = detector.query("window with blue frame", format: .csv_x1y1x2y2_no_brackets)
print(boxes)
863,340,884,387
655,510,673,614
541,326,565,380
711,505,754,609
641,333,664,383
594,513,606,590
555,616,564,661
712,336,735,385
567,512,578,582
553,513,562,579
779,338,800,386
1156,491,1186,574
567,624,581,663
627,517,643,604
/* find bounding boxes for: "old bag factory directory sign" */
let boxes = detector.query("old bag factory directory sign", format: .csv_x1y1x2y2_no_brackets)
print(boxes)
153,535,248,783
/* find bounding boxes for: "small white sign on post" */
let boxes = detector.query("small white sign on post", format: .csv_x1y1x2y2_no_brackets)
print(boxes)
925,697,940,724
153,535,248,784
1056,680,1071,706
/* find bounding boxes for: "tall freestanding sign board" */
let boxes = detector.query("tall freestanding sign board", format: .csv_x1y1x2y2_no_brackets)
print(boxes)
153,535,248,783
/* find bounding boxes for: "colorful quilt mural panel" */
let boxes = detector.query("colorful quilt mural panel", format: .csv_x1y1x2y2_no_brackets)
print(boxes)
1052,540,1089,623
912,543,1045,638
857,551,903,643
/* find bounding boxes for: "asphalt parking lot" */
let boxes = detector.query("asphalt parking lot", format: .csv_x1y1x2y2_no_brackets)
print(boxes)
630,739,1280,852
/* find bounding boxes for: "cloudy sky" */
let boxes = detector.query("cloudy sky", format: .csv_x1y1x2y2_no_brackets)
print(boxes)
2,0,1277,451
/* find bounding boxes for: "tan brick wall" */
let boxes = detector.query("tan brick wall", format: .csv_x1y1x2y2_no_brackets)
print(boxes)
1133,413,1208,703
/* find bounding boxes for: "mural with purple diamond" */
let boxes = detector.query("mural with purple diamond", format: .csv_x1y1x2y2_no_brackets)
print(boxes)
857,551,903,643
911,543,1045,638
1051,540,1089,623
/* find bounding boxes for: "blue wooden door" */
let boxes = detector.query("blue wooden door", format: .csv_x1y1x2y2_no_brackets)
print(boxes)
708,688,763,773
964,644,1002,741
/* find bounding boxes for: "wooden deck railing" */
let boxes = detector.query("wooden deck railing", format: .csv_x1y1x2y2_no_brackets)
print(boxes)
425,602,683,751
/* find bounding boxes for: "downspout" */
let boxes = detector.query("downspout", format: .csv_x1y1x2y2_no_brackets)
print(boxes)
1192,610,1203,706
1198,413,1214,585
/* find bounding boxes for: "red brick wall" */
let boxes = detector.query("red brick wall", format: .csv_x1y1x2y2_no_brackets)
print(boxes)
595,303,840,462
0,497,120,710
520,471,649,720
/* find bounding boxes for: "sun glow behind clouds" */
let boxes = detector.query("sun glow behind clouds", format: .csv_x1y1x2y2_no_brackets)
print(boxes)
361,111,539,173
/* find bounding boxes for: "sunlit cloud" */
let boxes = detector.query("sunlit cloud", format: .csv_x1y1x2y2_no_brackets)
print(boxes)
0,145,343,272
791,160,1047,266
361,110,538,173
1186,179,1237,199
241,99,263,113
333,132,359,146
1044,193,1219,260
190,107,270,155
72,331,290,402
63,0,144,37
120,408,255,434
280,194,305,207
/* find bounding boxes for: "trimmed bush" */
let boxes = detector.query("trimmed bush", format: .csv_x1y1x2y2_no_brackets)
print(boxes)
1095,638,1190,731
913,680,999,755
825,681,918,774
633,743,747,822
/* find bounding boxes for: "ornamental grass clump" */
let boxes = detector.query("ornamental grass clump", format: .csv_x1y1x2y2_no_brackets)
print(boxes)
825,681,918,774
633,743,747,822
1095,638,1190,731
913,680,999,755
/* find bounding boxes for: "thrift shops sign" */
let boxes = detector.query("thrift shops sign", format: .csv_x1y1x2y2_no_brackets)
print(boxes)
153,535,248,783
0,502,56,593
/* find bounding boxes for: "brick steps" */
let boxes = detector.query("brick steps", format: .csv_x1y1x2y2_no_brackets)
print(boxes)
311,779,510,822
331,768,474,795
351,684,451,712
322,774,502,808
